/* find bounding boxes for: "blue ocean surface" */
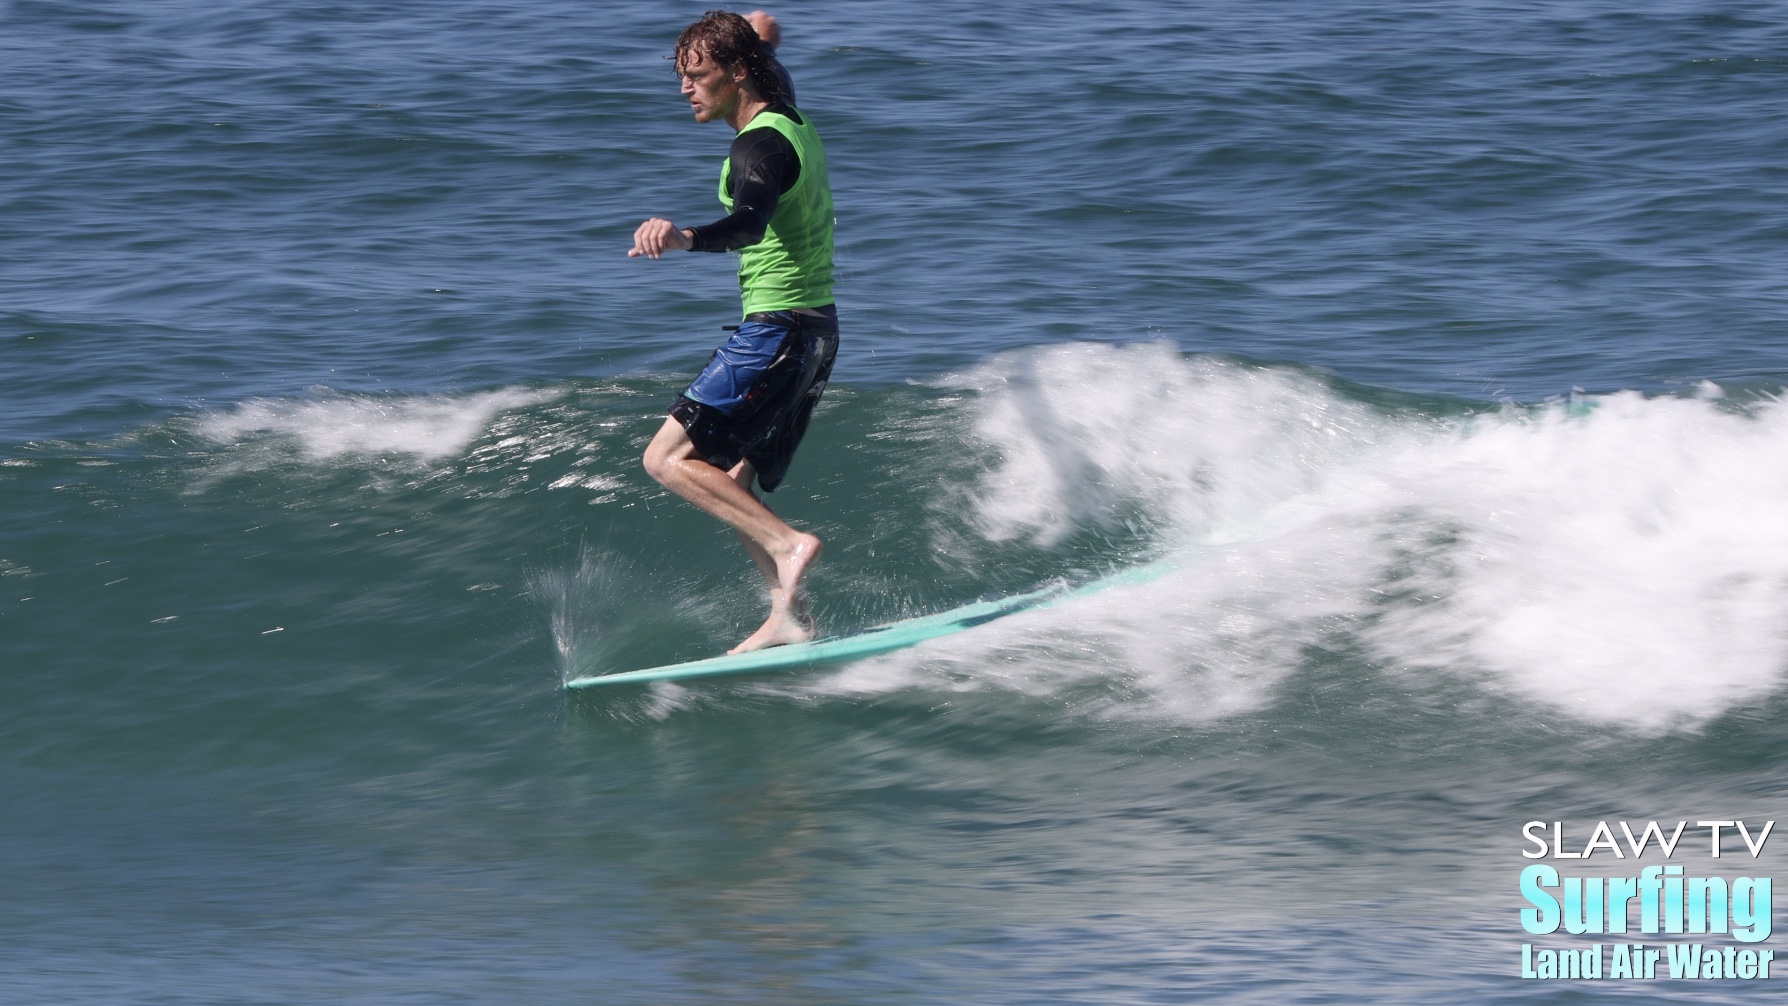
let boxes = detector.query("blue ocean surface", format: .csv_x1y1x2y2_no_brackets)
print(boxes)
3,1,1787,1002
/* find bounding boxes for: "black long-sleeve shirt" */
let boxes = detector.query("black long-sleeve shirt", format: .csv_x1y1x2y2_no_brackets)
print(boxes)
686,104,807,253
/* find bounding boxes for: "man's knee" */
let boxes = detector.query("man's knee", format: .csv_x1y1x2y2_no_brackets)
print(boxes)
641,447,668,486
643,418,689,486
643,443,690,488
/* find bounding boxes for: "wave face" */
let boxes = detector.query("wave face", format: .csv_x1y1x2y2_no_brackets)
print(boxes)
21,350,1788,739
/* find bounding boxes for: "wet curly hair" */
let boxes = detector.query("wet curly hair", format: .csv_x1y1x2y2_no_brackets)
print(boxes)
673,10,789,105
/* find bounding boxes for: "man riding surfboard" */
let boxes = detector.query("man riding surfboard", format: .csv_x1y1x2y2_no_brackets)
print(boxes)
629,11,837,654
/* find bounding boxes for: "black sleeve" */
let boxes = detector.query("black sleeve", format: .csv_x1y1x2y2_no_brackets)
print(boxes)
687,124,802,253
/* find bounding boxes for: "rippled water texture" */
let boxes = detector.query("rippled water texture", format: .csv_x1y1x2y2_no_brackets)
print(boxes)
3,2,1787,1003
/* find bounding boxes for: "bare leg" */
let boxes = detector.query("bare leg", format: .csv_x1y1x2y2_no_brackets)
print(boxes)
643,418,822,652
727,462,818,648
725,461,780,590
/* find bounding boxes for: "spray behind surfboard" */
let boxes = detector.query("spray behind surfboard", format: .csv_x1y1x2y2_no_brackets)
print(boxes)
813,342,1788,734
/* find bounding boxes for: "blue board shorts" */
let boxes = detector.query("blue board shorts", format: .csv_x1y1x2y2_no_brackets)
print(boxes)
669,305,838,492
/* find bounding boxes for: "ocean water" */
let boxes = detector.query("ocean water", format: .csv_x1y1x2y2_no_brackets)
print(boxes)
4,1,1787,1002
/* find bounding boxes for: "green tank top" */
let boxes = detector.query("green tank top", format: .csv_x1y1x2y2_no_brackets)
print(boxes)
718,107,834,315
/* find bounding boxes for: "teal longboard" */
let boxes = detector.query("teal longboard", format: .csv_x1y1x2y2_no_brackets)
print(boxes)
563,560,1175,690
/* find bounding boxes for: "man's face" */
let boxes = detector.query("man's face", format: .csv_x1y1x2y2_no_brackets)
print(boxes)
678,49,742,123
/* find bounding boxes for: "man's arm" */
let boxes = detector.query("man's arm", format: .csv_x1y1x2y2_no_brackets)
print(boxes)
688,129,799,252
628,128,799,258
747,11,796,105
745,11,780,48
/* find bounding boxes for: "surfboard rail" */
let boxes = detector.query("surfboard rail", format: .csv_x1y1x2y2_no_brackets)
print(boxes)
562,560,1175,690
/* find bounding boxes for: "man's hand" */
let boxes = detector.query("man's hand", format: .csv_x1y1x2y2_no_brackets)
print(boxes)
746,10,780,49
629,218,694,258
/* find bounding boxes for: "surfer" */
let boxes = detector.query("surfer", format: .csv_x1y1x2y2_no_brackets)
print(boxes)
629,10,837,654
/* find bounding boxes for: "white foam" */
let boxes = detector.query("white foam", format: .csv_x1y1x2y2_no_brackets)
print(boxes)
817,540,1375,724
194,387,552,462
1361,390,1788,731
867,343,1788,732
948,341,1389,547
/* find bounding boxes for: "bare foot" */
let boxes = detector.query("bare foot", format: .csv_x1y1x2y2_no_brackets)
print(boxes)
792,590,817,635
728,607,814,653
774,532,823,604
728,534,822,654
